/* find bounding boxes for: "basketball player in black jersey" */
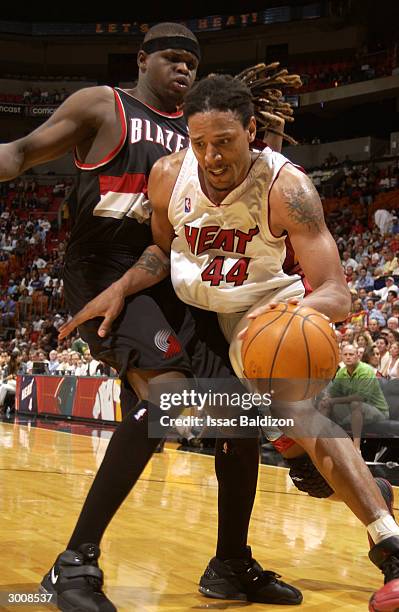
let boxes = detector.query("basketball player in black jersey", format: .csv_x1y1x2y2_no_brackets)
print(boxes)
0,24,302,612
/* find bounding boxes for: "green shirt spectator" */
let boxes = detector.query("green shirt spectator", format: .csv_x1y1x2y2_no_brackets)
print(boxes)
330,361,389,416
319,344,388,452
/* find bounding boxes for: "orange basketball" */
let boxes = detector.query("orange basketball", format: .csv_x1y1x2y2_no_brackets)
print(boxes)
241,302,339,400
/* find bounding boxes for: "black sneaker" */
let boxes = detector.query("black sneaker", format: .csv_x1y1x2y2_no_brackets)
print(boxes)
199,546,302,605
369,535,399,612
39,543,116,611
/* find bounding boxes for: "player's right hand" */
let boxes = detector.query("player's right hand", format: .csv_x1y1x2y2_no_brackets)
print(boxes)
58,282,126,340
237,298,301,341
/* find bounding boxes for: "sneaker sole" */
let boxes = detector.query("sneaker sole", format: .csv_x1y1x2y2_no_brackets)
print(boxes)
40,580,80,612
198,585,247,600
38,581,59,607
199,584,302,605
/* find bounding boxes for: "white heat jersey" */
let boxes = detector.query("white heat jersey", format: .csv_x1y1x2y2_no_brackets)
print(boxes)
168,146,301,313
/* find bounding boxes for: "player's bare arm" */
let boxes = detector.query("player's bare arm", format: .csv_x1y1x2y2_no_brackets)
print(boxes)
268,164,351,322
58,244,171,339
0,86,120,178
150,151,186,254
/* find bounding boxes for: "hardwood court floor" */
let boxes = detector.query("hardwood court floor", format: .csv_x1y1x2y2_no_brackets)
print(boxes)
0,421,397,612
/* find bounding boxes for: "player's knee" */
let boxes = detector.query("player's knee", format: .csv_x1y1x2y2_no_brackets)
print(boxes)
126,368,187,401
286,453,334,498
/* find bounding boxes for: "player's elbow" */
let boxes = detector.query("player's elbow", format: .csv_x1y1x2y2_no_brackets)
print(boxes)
331,284,351,322
0,141,26,180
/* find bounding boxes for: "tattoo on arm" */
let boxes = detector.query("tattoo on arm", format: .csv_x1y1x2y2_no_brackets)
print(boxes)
134,250,170,276
283,183,324,232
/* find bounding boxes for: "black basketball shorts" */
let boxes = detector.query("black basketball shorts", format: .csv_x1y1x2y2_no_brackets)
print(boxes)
63,250,234,382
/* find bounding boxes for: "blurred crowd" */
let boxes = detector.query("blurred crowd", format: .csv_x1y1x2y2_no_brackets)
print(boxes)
0,88,70,105
328,199,399,379
290,42,397,93
0,174,117,412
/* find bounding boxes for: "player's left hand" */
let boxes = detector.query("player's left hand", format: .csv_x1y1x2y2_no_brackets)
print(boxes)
237,298,301,341
58,282,126,340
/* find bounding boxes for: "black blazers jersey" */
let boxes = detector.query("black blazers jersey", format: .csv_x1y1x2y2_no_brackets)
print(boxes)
68,87,189,257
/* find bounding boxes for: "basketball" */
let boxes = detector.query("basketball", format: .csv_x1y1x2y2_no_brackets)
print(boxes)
241,302,339,400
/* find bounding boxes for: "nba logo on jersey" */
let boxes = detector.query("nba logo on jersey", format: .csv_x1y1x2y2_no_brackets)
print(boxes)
184,197,191,213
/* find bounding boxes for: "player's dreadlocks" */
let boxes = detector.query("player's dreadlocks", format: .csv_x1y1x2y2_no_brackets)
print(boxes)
234,62,302,145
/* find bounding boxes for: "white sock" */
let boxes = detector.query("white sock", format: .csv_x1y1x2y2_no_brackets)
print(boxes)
367,513,399,545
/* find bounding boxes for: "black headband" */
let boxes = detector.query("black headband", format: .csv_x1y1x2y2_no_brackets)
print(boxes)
141,36,201,62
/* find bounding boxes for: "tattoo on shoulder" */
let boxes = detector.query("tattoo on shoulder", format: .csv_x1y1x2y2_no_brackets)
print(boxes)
282,182,324,232
134,251,170,276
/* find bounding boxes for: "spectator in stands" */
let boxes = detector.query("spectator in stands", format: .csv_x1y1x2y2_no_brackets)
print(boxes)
357,288,368,308
57,350,70,374
357,346,365,360
355,331,373,349
392,302,399,319
41,317,58,346
382,252,399,276
361,345,382,376
2,236,15,252
345,264,355,281
52,313,65,330
0,351,8,379
0,351,18,412
1,295,16,327
387,316,399,331
33,255,47,269
356,267,374,291
23,88,32,104
341,250,357,270
319,344,389,452
40,89,49,104
374,276,398,301
18,288,32,320
28,271,44,294
387,329,399,347
368,318,382,341
70,351,84,376
7,278,19,298
43,279,55,308
81,349,102,376
366,297,386,327
32,315,44,333
387,341,399,379
47,350,60,374
381,290,399,319
346,298,367,327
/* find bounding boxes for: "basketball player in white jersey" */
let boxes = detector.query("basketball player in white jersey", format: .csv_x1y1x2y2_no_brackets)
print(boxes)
147,75,399,611
58,75,399,610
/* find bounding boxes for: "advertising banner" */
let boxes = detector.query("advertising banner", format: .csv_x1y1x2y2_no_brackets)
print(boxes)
16,375,122,423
